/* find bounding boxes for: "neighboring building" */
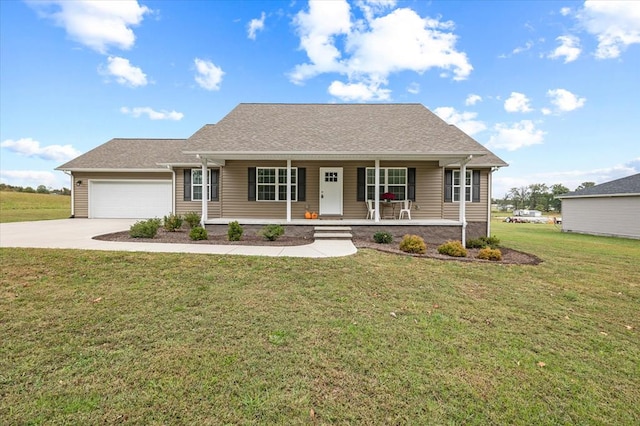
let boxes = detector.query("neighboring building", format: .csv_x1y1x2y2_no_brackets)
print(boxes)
557,173,640,239
57,103,508,243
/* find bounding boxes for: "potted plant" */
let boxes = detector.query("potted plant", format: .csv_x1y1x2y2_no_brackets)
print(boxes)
381,192,396,202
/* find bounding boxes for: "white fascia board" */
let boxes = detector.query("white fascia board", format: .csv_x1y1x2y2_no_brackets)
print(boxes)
183,151,488,162
54,167,172,173
557,193,640,199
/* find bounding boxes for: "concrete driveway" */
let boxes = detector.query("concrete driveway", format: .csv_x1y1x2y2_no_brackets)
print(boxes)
0,219,357,258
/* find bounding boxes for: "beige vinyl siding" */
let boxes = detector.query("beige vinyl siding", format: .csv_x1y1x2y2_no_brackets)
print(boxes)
175,168,221,218
562,196,640,239
443,169,490,222
218,160,447,220
72,171,172,218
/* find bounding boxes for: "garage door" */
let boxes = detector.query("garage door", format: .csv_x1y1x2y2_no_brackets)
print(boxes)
89,180,172,219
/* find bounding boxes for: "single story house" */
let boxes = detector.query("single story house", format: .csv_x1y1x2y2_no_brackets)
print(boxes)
57,103,508,244
557,173,640,239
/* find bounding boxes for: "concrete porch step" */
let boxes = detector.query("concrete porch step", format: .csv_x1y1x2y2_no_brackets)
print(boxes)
313,226,353,240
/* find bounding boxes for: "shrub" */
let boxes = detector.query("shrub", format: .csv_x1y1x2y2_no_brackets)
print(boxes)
373,231,393,244
399,234,426,254
189,226,208,241
184,211,201,229
478,247,502,261
437,240,468,257
129,218,161,238
466,235,501,249
163,213,183,232
228,221,243,241
260,224,285,241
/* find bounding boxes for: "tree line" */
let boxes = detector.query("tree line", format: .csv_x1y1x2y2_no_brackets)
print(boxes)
0,183,71,196
494,182,596,213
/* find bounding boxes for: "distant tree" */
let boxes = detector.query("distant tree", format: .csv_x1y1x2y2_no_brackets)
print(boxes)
575,182,596,191
36,185,49,194
508,186,531,210
23,186,36,193
550,184,569,212
528,183,549,210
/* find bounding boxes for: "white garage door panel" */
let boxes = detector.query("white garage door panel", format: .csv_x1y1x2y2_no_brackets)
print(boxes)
90,181,172,219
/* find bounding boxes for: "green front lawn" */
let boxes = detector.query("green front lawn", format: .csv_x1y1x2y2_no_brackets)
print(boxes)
1,222,638,424
0,191,70,222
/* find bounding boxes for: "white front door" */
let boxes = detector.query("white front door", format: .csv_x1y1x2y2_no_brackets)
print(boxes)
319,167,343,216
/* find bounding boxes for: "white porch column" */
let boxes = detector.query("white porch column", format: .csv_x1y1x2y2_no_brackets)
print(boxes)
286,159,292,223
200,159,208,227
487,168,494,237
374,159,380,222
458,155,473,247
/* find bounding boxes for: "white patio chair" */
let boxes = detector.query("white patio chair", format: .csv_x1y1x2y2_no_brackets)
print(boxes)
366,199,376,220
398,199,412,220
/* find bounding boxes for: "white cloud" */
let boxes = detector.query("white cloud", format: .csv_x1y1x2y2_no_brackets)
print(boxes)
100,56,147,87
433,107,487,136
120,107,184,121
1,138,80,162
328,80,391,101
290,1,472,97
504,92,533,113
486,120,545,151
560,7,572,17
0,170,66,189
194,58,224,91
465,94,482,106
578,0,640,59
548,35,581,63
546,88,586,112
512,41,533,55
247,12,266,40
29,0,150,53
406,82,420,94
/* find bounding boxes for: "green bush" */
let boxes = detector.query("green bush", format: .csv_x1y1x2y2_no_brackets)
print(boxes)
228,221,243,241
189,226,208,241
477,247,502,261
129,218,161,238
260,224,285,241
437,240,468,257
466,235,501,249
399,234,426,254
163,213,183,232
373,231,393,244
184,211,201,229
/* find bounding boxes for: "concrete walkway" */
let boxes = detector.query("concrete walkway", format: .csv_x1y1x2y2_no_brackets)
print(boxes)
0,219,357,258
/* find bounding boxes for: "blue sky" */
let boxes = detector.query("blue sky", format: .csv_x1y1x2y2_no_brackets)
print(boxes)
1,0,639,198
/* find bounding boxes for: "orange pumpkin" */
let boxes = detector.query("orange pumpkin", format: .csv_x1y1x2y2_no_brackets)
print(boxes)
305,211,311,219
311,212,318,219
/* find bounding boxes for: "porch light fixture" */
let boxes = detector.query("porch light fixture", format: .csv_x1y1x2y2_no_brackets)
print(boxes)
76,180,82,186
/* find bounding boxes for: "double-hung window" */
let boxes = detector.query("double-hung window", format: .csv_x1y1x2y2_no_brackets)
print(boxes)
366,167,407,200
257,167,297,201
452,170,473,202
445,169,480,203
191,169,211,201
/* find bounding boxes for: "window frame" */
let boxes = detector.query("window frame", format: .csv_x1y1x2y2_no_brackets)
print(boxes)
256,167,298,202
191,169,212,201
365,167,408,200
452,170,473,202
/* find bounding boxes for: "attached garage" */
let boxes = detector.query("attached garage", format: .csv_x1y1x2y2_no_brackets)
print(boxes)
89,180,172,219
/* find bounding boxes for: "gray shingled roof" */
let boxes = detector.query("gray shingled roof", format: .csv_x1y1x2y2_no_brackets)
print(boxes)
558,173,640,198
185,103,508,166
57,139,192,171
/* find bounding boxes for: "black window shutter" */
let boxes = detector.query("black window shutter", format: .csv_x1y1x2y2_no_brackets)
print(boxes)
248,168,256,201
210,169,219,201
408,168,416,201
297,168,306,202
357,167,366,201
183,169,191,201
444,170,452,202
472,170,481,202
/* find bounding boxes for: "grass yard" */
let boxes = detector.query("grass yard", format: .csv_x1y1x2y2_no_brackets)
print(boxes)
1,221,639,424
0,191,70,223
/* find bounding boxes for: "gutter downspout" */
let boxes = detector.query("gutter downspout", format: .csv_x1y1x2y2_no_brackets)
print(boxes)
459,155,473,247
374,159,380,222
286,160,292,223
487,167,498,237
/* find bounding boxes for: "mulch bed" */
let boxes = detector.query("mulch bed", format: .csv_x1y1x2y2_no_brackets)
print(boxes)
95,228,541,265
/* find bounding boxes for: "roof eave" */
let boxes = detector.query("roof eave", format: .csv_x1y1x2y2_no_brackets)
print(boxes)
557,192,640,199
54,167,173,172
